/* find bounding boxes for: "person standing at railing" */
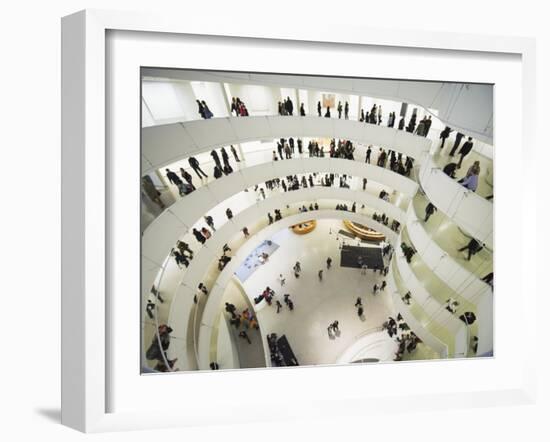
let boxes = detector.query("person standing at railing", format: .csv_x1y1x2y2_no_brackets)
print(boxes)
288,97,295,115
230,145,240,162
457,238,483,261
221,147,230,168
337,101,343,119
196,99,205,119
449,132,465,156
201,100,213,119
324,106,331,118
439,126,452,148
179,168,195,191
457,137,474,168
188,156,208,179
365,145,372,164
458,160,480,191
344,101,349,119
424,202,437,222
424,115,432,137
210,149,222,170
317,100,322,117
398,116,405,130
300,103,306,116
204,215,216,232
141,176,166,210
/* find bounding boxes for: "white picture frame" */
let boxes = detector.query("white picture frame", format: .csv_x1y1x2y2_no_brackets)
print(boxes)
61,9,537,433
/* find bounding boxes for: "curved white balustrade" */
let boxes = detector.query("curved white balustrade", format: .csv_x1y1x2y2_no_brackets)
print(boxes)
141,116,431,174
405,204,492,303
173,187,399,300
418,156,493,249
195,209,400,369
336,330,398,364
386,266,448,358
143,69,493,144
142,157,417,295
394,238,468,357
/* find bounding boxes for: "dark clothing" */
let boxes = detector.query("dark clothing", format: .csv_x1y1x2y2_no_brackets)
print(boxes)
443,162,458,178
166,171,182,185
449,133,465,156
189,157,208,178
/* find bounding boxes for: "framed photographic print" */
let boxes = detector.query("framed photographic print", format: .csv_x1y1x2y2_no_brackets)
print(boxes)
61,9,537,432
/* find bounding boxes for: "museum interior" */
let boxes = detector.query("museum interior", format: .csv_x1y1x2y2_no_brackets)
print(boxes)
140,70,494,373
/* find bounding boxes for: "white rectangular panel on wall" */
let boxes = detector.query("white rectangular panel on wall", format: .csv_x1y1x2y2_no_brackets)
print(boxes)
206,172,248,204
142,209,187,264
169,188,219,227
229,116,271,141
142,123,199,170
333,119,364,142
267,115,305,138
241,163,277,188
273,158,305,177
184,118,238,148
363,124,395,147
300,116,331,138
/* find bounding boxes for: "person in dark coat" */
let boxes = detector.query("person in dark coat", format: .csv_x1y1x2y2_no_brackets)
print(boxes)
457,137,474,168
424,202,437,222
449,132,465,156
398,116,405,130
458,238,483,261
210,149,222,169
192,228,206,244
439,126,452,148
300,103,306,116
221,147,230,167
443,162,458,179
423,116,432,137
230,145,240,162
196,99,205,119
165,168,182,186
188,156,208,179
179,168,195,190
285,97,293,115
317,101,322,117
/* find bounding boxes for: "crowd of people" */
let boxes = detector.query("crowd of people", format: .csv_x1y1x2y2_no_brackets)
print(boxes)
145,324,178,372
230,97,249,117
382,315,421,360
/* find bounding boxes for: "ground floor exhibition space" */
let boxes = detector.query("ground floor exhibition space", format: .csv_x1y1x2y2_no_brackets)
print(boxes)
220,219,438,368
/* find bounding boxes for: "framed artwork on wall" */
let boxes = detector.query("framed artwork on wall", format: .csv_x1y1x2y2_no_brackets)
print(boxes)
61,9,537,433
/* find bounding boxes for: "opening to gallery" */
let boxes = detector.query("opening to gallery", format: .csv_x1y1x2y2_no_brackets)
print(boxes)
140,69,494,373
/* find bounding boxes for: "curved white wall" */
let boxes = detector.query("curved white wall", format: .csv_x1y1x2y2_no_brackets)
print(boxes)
394,237,468,357
386,267,448,358
143,69,493,143
418,155,493,249
141,116,431,174
405,204,492,303
195,209,401,369
142,158,417,297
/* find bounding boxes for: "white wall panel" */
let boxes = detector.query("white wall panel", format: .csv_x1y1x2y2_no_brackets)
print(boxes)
184,117,238,148
266,115,305,138
142,209,187,265
387,266,447,357
142,123,199,167
168,187,219,227
419,157,494,249
229,115,272,141
142,116,431,174
206,172,248,204
363,124,396,146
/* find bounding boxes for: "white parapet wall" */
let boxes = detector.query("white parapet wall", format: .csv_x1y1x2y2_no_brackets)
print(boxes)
141,115,431,174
